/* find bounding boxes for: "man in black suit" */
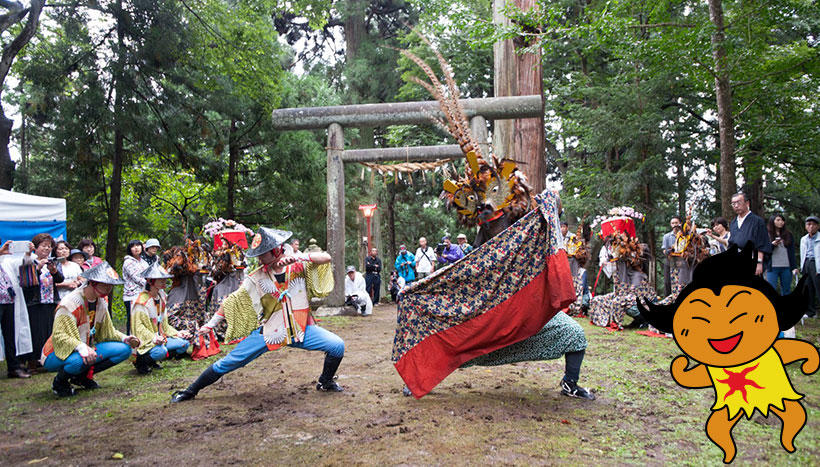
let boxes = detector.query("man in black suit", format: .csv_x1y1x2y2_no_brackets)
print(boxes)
728,192,771,276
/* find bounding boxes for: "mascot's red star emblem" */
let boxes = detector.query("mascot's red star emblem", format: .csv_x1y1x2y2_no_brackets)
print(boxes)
717,363,765,403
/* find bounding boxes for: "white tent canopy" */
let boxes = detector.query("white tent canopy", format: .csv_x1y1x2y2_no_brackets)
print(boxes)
0,189,67,241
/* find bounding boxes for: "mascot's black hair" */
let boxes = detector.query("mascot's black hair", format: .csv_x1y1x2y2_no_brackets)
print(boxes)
637,242,808,333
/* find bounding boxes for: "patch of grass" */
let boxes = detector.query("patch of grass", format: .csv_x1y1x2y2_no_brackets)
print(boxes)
0,310,818,465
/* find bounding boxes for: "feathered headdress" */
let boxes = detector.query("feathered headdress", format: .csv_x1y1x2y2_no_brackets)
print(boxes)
398,30,533,226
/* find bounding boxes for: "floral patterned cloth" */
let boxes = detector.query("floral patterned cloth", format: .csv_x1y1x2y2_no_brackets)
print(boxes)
462,311,586,366
588,266,656,329
392,190,571,363
167,275,208,345
38,266,55,304
567,269,589,317
0,266,13,304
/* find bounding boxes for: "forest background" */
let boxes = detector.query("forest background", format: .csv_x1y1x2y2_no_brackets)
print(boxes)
0,0,818,297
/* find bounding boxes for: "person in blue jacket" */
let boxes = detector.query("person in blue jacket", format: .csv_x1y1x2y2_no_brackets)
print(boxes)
394,244,415,284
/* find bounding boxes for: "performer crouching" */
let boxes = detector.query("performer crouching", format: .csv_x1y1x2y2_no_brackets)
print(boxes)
41,261,140,397
171,227,343,402
132,263,191,374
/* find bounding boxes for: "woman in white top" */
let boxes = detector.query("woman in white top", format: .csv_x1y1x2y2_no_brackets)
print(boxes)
55,242,83,299
122,239,149,334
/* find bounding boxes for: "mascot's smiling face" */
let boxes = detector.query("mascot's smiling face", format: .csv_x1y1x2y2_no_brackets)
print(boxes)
673,285,780,368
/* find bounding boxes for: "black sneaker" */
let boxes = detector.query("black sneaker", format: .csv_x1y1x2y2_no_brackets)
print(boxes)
402,385,413,397
151,361,162,370
560,379,596,400
316,381,344,392
69,375,100,390
170,390,195,403
52,376,76,398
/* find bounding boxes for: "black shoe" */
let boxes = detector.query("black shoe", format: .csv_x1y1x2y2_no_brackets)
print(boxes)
170,365,222,402
7,368,31,379
317,354,344,391
134,354,152,375
560,379,596,400
151,361,162,370
316,380,344,392
170,390,196,403
52,371,76,398
70,374,100,390
402,385,412,397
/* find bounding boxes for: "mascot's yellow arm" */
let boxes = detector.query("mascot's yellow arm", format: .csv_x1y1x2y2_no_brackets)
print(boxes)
670,355,712,388
773,340,820,375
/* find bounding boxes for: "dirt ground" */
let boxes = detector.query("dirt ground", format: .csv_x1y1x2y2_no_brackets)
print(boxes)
1,305,819,466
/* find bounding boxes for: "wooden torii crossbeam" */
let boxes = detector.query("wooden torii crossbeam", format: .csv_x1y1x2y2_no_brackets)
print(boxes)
271,95,542,306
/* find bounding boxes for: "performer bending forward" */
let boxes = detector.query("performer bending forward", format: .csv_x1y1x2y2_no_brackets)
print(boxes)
171,227,343,402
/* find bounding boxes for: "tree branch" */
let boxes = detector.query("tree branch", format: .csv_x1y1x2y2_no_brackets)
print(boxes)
626,22,694,29
0,0,43,89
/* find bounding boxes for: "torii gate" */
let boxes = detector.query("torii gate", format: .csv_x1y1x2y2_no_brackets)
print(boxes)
270,95,542,306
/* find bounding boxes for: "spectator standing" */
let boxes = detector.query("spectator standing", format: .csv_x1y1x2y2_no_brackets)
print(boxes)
728,192,771,275
21,233,64,369
142,238,161,266
389,271,402,302
705,217,731,255
77,238,104,270
0,240,31,378
394,244,416,284
799,215,820,318
456,234,473,255
765,214,798,295
290,239,301,254
122,239,149,335
364,247,382,304
414,237,436,279
344,265,372,316
55,242,83,300
436,236,464,265
661,216,682,296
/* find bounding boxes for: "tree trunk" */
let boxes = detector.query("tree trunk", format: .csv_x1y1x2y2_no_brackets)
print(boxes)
0,0,44,190
0,111,13,189
386,182,396,268
227,119,239,218
675,145,685,216
708,0,737,219
744,155,765,216
105,2,126,266
493,0,545,193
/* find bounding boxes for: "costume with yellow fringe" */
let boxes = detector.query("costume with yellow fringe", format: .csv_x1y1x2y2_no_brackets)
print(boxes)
171,227,344,403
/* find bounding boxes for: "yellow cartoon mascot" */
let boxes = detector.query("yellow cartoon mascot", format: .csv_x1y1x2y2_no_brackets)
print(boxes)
638,243,819,463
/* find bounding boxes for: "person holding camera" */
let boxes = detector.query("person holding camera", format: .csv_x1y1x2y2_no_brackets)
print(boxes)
705,217,731,255
21,233,64,370
436,236,464,265
414,237,436,280
344,265,372,316
765,214,798,295
394,244,416,285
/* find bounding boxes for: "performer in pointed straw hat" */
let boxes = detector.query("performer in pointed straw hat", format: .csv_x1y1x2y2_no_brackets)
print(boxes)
171,227,341,402
41,261,140,397
131,263,192,374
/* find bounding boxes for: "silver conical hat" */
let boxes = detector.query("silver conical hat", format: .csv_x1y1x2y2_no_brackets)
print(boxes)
245,227,292,258
141,262,173,280
80,261,125,285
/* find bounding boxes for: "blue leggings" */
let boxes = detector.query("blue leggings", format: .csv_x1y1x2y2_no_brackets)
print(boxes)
43,341,132,375
147,337,189,362
212,325,344,375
